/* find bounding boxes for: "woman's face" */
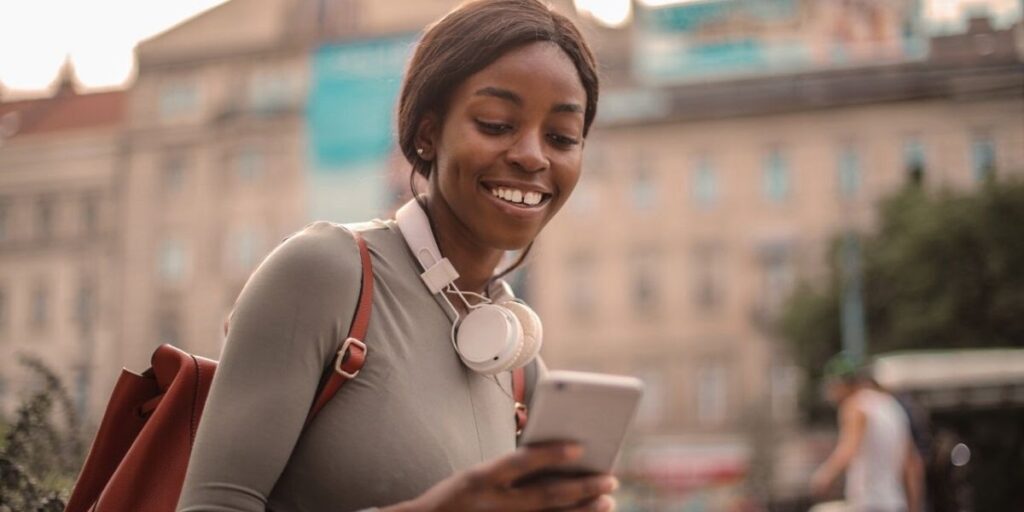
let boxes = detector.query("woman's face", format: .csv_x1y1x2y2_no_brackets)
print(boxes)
424,41,587,251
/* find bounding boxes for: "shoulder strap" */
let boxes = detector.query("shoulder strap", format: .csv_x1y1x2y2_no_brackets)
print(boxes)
305,231,373,426
513,366,527,435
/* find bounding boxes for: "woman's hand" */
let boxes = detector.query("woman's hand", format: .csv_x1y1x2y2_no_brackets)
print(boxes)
383,443,618,512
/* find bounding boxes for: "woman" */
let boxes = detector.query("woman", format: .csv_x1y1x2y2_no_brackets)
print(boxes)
177,1,614,510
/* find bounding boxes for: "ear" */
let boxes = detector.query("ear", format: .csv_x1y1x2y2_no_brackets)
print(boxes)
414,112,439,161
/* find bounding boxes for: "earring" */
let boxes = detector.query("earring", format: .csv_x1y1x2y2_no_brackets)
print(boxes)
416,148,425,157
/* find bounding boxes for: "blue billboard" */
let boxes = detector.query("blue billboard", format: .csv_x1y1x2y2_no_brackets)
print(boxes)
307,34,417,222
634,0,926,84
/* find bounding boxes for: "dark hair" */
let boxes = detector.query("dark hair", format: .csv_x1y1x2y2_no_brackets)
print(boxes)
398,0,600,179
397,0,600,282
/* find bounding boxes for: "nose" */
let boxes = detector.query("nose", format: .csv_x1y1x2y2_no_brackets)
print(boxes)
505,129,549,173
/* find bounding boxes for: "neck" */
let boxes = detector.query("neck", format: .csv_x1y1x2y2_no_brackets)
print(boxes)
423,195,504,295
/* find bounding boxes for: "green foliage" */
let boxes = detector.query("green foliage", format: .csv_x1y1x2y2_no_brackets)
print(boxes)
0,355,86,511
781,179,1024,418
864,183,1024,350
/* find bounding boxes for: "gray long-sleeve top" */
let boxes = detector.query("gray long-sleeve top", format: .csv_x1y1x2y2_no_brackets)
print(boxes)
177,219,542,512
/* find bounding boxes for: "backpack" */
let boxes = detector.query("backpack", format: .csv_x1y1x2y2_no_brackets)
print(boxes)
64,231,527,512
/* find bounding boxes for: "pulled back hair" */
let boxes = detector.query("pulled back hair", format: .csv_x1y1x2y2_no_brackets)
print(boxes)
398,0,600,179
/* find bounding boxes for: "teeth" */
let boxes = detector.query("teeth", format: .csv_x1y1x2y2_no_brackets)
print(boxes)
489,186,545,207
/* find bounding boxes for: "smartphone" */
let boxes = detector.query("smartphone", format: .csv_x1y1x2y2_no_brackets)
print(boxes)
515,370,644,485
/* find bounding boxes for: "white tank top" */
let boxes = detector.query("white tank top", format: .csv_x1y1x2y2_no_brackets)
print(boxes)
845,389,910,511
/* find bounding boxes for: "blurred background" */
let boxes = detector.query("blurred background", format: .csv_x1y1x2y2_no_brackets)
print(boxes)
0,0,1022,510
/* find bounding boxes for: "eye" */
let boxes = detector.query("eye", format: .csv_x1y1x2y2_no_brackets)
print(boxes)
548,133,581,149
475,120,513,135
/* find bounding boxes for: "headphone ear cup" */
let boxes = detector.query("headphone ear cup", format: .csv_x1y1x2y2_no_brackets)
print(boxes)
457,304,523,375
501,301,543,370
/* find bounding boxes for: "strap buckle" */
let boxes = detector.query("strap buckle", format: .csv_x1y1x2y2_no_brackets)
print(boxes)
334,337,367,379
514,401,528,436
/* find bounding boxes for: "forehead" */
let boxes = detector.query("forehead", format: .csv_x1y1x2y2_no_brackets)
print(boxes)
455,41,586,107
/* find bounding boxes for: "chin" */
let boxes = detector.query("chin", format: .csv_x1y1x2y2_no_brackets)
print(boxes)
486,230,537,252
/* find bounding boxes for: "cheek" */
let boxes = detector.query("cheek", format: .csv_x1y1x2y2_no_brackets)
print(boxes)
437,123,503,189
553,157,584,200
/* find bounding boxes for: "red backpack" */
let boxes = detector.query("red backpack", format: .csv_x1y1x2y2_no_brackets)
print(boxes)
64,232,526,512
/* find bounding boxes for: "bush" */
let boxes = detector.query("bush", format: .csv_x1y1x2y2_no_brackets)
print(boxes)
0,355,86,511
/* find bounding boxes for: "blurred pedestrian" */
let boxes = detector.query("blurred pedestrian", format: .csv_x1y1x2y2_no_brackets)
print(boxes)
810,354,924,512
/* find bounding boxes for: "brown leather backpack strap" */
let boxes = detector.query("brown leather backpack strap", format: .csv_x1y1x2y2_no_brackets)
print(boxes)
305,231,373,425
513,366,528,435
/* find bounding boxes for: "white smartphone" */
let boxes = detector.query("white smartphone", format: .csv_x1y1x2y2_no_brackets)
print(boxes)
517,370,644,483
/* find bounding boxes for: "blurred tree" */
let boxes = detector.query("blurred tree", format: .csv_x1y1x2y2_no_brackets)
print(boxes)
782,178,1024,415
0,355,85,511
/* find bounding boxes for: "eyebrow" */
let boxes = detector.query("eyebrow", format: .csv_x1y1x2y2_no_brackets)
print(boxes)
474,86,584,115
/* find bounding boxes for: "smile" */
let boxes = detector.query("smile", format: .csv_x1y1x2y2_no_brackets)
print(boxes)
491,186,544,206
479,182,553,221
481,183,552,210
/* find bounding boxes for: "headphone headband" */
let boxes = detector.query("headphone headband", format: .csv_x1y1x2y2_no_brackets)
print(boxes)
395,199,515,302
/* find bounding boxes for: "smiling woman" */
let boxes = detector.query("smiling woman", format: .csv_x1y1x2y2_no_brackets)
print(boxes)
175,1,612,512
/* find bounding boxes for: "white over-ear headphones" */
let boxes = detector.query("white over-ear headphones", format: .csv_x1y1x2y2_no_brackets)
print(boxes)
395,199,543,375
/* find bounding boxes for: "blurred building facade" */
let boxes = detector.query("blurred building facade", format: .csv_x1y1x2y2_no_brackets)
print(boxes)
0,67,124,417
118,0,312,373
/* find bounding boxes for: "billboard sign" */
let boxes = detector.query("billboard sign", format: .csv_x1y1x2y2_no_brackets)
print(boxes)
635,0,927,84
307,34,417,222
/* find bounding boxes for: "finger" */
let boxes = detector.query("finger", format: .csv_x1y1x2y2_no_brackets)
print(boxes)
511,475,617,510
485,442,583,485
563,494,616,512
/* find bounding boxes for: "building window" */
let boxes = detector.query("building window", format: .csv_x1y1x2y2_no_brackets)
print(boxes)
156,309,181,347
759,242,795,318
567,252,596,318
82,194,99,236
236,146,265,183
692,244,723,311
631,256,658,314
158,239,188,283
971,132,997,182
771,365,800,422
632,157,657,211
903,137,926,186
31,282,50,331
228,228,263,272
74,280,96,335
158,82,199,120
635,369,664,428
697,362,729,426
0,199,8,242
762,147,790,203
161,152,187,193
837,144,861,199
36,196,54,241
0,286,7,335
692,154,718,208
248,71,293,113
